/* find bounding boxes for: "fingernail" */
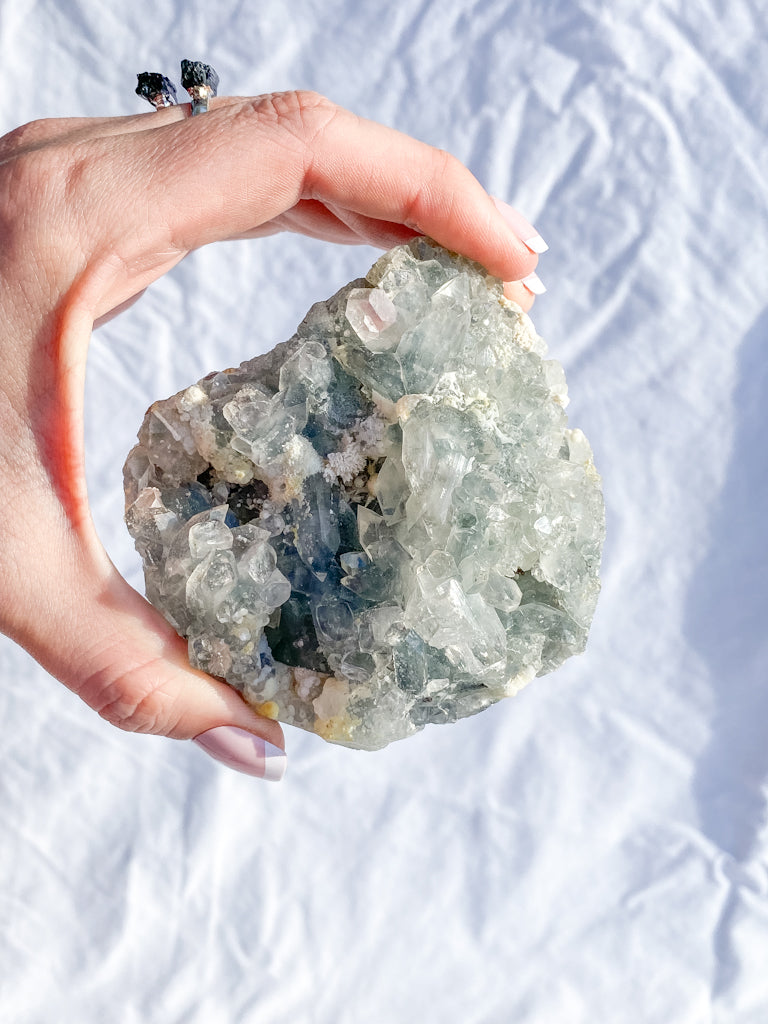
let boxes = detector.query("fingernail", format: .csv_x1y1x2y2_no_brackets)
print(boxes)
193,726,287,781
520,271,546,295
491,196,549,253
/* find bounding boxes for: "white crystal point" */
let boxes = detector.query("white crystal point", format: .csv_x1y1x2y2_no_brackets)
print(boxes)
124,238,605,750
346,287,399,352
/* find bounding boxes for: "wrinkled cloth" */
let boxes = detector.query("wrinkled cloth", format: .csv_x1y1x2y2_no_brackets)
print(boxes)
1,1,766,1021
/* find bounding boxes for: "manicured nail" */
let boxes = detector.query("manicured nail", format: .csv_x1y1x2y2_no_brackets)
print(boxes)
492,196,549,253
520,271,546,295
193,726,287,781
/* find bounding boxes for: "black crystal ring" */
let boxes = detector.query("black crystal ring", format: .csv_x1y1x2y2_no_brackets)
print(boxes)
136,72,177,110
181,59,220,115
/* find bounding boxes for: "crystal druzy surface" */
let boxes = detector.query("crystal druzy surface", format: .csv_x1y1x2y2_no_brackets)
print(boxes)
124,239,605,749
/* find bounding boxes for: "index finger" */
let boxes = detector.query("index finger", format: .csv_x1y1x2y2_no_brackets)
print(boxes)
79,91,537,297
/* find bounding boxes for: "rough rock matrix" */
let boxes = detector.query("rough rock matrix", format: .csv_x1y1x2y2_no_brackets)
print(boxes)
124,239,605,749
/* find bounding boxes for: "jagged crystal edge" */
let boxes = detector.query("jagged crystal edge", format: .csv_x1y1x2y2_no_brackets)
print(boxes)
123,238,605,750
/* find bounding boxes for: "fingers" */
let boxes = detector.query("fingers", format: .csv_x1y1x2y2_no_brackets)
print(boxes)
3,93,543,297
0,112,174,163
0,117,104,162
65,92,538,314
251,199,420,249
2,498,285,753
2,93,542,321
503,276,545,312
300,103,539,282
0,97,245,163
75,565,286,749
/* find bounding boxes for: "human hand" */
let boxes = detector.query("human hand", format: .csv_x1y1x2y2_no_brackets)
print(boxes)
0,91,543,779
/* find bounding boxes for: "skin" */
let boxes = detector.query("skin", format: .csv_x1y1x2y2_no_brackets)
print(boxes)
0,91,538,753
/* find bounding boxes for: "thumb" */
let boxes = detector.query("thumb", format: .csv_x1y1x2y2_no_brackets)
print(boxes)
7,518,286,780
83,558,288,780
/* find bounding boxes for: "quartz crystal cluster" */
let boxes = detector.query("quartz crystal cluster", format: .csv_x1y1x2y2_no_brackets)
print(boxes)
124,239,605,749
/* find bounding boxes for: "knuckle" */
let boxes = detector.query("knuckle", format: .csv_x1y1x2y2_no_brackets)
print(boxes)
228,91,339,195
430,148,463,196
59,150,99,209
269,89,335,121
240,90,337,141
88,658,181,736
290,90,340,142
290,89,336,117
433,146,456,173
403,148,461,229
0,118,65,159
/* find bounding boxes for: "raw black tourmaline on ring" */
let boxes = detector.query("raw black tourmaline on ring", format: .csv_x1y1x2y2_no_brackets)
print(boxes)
180,59,220,115
135,72,177,110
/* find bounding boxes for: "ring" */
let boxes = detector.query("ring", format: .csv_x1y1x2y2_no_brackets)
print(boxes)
135,72,177,110
180,59,220,116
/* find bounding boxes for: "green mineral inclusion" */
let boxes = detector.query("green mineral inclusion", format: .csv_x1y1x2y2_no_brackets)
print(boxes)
124,239,605,750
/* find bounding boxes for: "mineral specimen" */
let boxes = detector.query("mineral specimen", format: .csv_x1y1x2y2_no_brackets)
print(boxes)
124,239,605,750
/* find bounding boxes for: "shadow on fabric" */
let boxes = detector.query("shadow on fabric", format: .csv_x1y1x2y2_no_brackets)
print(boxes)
686,305,768,862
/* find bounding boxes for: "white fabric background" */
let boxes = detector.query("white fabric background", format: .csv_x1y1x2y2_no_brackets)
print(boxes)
1,1,767,1021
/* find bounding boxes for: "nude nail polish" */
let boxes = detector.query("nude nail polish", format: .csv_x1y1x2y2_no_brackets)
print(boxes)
520,271,546,295
492,196,549,254
193,726,287,781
